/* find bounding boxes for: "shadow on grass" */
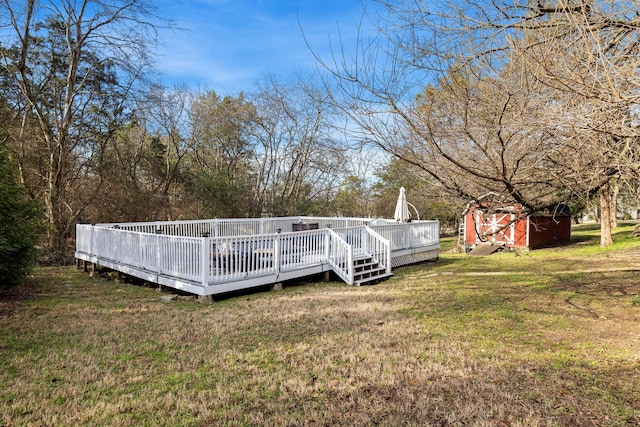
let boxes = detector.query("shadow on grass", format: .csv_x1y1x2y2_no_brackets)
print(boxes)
555,271,640,298
0,284,30,317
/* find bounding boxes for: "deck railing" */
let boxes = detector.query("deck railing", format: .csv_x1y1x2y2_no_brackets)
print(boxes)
202,228,331,283
76,218,439,292
331,226,392,275
77,224,352,288
365,226,392,274
370,221,438,251
326,228,354,284
76,226,205,283
102,216,374,238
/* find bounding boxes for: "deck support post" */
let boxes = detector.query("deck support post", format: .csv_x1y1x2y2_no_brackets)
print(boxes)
201,235,210,287
88,262,97,278
364,231,370,256
155,228,163,276
273,233,281,273
198,294,213,304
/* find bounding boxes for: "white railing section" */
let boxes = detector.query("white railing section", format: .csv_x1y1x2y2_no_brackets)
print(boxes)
326,228,354,285
159,235,202,282
201,229,331,283
364,226,392,274
77,224,355,288
110,219,256,238
97,216,374,238
333,226,365,257
370,221,439,251
331,225,392,274
77,225,204,283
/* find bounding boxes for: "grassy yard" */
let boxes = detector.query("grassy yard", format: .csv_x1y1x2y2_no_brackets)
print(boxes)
1,223,640,426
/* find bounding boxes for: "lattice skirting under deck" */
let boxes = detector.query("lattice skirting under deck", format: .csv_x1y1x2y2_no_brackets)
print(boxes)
391,249,439,268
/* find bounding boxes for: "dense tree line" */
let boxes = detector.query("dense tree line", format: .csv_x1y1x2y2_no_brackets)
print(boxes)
91,82,354,223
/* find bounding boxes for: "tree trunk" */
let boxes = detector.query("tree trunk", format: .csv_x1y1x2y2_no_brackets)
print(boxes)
610,182,618,228
44,140,72,263
600,183,613,247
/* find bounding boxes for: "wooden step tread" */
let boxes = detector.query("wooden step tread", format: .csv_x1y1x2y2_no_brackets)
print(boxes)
353,266,386,279
354,272,393,286
354,261,380,271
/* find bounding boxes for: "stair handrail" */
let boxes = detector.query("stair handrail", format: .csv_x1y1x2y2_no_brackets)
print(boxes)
326,228,354,284
364,226,392,274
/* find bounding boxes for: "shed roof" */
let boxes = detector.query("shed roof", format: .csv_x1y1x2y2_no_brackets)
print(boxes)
462,193,571,217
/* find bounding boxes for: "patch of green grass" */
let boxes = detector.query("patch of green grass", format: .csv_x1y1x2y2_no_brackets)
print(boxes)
567,222,640,255
1,225,640,426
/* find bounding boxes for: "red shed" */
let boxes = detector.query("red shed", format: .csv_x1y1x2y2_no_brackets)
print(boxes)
461,193,571,251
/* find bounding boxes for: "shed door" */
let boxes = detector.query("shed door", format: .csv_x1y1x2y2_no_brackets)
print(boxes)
475,211,515,245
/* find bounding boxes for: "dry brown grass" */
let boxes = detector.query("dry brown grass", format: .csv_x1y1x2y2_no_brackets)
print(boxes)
1,224,639,426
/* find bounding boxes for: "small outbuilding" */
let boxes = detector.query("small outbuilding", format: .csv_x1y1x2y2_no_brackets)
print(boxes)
461,193,571,251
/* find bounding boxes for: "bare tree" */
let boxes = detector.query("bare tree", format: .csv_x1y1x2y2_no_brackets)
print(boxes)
0,0,168,260
317,0,640,246
140,86,195,220
249,76,346,216
90,122,156,222
505,0,640,245
332,146,382,217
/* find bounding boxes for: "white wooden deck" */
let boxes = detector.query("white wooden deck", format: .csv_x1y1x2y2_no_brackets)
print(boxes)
75,216,439,295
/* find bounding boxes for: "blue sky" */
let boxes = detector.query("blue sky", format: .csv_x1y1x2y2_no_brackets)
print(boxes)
157,0,375,94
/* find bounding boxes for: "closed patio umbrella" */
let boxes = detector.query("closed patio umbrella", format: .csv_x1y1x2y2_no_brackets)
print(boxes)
394,187,410,222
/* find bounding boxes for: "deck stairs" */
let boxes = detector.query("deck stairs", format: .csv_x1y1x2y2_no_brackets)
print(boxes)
351,254,392,286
